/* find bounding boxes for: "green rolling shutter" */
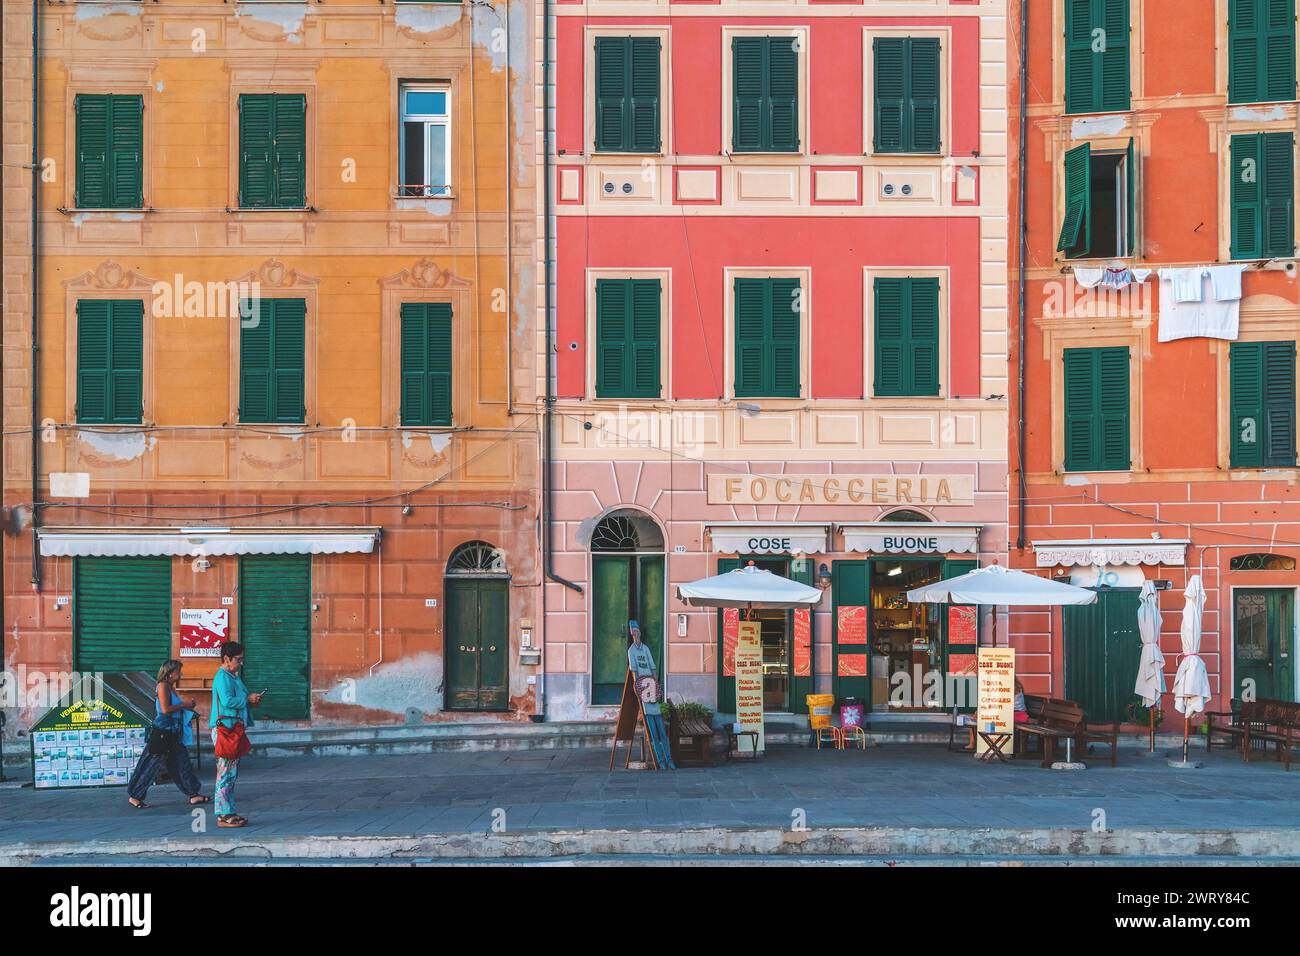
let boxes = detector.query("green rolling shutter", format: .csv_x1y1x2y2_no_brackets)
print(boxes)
240,298,306,424
594,37,660,152
1231,340,1297,468
75,557,171,674
1064,589,1142,724
873,37,941,153
239,555,311,721
1063,346,1130,472
399,302,454,426
1065,0,1130,115
75,94,143,209
76,299,143,424
734,277,800,398
873,277,940,397
595,279,660,398
1231,131,1294,260
1229,0,1296,104
732,36,799,153
239,93,306,209
1058,142,1092,256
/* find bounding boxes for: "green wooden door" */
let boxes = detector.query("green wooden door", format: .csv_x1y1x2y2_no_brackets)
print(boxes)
591,554,663,705
74,557,171,674
1234,588,1295,702
445,577,509,711
1063,589,1142,723
713,557,743,714
832,560,870,705
239,555,311,720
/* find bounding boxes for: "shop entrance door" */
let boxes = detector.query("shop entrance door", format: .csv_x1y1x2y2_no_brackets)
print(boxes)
239,554,311,721
1063,588,1141,724
591,554,665,705
1234,589,1295,702
445,578,509,711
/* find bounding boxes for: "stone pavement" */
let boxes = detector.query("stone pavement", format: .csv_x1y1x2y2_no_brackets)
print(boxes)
2,742,1299,854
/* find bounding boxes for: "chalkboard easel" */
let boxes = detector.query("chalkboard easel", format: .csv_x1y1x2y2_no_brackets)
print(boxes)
608,669,658,771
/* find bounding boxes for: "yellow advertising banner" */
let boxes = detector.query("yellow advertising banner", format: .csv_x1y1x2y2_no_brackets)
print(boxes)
976,647,1016,756
735,620,764,754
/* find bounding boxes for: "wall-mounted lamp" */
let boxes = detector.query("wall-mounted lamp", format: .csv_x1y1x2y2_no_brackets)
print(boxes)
817,563,833,588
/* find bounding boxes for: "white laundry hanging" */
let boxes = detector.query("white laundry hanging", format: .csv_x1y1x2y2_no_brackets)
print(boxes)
1157,265,1245,342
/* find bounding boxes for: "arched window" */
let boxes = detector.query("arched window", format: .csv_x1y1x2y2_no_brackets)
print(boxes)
880,508,931,523
446,540,508,576
590,509,665,552
1229,553,1297,572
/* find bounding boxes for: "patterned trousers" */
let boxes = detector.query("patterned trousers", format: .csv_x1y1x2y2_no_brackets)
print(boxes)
211,729,240,816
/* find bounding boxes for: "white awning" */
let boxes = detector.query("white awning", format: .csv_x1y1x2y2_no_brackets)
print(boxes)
705,523,829,556
38,527,381,558
840,522,981,555
1032,538,1189,568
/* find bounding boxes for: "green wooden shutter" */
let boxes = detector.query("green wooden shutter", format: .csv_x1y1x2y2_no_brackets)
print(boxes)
1262,130,1295,257
239,94,274,208
240,94,305,208
1229,0,1296,104
240,299,305,423
713,557,743,715
1126,136,1137,255
1064,347,1129,472
75,96,110,209
1234,341,1297,467
831,560,870,705
1065,589,1141,724
629,37,661,152
595,37,628,151
874,278,940,397
734,278,800,398
734,278,767,395
595,279,660,398
1058,142,1092,256
75,557,171,674
1065,0,1130,114
873,38,906,152
769,277,801,396
767,37,799,152
273,94,307,208
732,37,765,151
399,302,453,426
110,95,143,208
909,38,942,152
239,554,311,721
75,94,143,209
1231,133,1264,259
77,299,142,424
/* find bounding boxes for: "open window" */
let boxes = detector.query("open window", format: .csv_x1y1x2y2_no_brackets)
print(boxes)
1057,139,1136,260
399,85,451,198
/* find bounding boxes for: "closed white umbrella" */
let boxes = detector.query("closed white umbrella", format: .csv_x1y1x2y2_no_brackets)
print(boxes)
1171,574,1211,767
1134,580,1166,753
675,563,823,610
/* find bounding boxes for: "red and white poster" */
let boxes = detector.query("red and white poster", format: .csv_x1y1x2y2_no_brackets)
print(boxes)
722,607,740,677
180,608,228,658
837,605,867,645
793,608,812,677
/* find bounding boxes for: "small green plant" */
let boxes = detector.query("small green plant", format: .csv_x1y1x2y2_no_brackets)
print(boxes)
663,699,713,723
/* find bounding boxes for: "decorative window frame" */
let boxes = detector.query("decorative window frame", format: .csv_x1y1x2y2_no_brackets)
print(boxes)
61,60,158,211
860,26,952,159
1199,104,1300,262
224,258,320,426
1211,301,1300,471
379,257,474,428
861,266,951,401
584,267,672,402
720,25,811,160
227,60,321,211
397,82,454,198
62,261,160,425
1051,0,1145,113
721,266,813,402
584,25,672,159
385,59,464,208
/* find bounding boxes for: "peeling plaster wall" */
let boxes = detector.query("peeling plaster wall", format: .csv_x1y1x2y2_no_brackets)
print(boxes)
321,652,444,717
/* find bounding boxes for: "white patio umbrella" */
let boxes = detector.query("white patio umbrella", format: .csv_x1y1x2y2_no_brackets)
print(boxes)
908,563,1097,764
1171,574,1211,766
1134,580,1166,753
675,562,823,610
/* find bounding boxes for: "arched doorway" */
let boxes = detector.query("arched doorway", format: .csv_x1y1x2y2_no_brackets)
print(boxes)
444,541,509,711
590,510,665,705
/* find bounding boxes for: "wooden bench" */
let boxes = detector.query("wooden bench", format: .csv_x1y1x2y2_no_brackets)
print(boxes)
1013,694,1049,757
1014,698,1120,768
1209,699,1300,770
667,701,715,767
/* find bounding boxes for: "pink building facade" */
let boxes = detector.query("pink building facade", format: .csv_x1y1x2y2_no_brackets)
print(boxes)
538,0,1009,722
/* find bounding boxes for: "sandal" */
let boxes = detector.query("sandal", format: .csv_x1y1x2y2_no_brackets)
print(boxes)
217,815,247,828
189,795,211,805
128,798,151,810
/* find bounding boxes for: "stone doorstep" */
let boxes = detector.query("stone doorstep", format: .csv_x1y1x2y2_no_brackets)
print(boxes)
2,825,1297,864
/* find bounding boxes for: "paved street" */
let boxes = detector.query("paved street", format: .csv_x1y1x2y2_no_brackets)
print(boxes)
3,742,1298,849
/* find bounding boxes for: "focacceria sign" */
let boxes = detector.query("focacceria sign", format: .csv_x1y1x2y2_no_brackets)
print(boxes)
707,474,974,507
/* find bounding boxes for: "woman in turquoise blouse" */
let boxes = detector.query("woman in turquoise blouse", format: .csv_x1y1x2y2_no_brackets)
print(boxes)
210,641,262,828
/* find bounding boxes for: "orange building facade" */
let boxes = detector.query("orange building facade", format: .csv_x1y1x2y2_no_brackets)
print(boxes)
1,0,541,746
1010,0,1300,727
